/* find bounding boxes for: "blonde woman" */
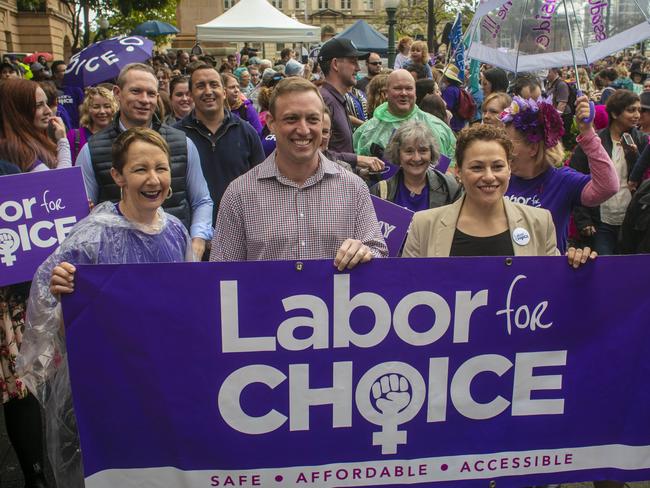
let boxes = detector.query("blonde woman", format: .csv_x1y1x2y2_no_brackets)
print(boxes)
405,40,432,79
66,86,118,161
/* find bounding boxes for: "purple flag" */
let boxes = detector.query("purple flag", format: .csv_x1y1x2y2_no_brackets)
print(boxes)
63,257,650,487
436,154,452,174
64,36,154,88
370,195,414,256
0,167,89,286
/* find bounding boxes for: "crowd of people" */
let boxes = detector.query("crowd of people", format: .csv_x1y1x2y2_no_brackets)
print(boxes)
1,36,649,488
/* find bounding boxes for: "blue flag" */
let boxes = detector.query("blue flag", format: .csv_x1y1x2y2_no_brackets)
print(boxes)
450,12,465,81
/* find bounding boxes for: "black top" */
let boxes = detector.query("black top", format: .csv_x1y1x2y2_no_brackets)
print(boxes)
450,228,514,257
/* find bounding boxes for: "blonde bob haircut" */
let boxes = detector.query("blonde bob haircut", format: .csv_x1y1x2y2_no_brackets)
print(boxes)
111,127,170,173
79,86,118,129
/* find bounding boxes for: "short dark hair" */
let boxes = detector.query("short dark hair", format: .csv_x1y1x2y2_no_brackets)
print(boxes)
455,124,513,168
112,127,170,174
406,62,427,80
51,60,66,73
511,74,541,97
319,58,333,77
169,75,189,95
0,62,19,74
606,89,640,122
415,79,436,105
483,67,509,93
189,64,219,90
280,48,294,59
419,94,447,124
598,68,618,83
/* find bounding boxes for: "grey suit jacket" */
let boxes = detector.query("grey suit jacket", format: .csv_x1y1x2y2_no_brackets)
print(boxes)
403,196,560,257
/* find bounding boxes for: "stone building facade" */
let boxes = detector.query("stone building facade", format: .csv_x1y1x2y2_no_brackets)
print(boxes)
174,0,388,55
0,0,73,60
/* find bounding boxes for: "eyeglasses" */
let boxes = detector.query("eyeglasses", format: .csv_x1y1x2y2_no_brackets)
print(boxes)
368,61,382,66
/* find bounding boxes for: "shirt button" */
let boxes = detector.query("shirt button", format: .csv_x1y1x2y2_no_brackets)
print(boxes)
299,212,304,218
301,241,306,246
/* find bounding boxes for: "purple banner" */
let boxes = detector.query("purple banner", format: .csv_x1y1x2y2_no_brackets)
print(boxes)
370,195,414,257
0,167,88,286
63,257,650,488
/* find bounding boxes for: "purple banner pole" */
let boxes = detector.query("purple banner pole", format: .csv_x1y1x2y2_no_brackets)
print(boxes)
0,167,89,286
63,257,650,488
370,195,414,257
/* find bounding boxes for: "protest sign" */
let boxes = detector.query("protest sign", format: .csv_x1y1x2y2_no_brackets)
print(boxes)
370,195,413,256
63,257,650,488
0,167,88,286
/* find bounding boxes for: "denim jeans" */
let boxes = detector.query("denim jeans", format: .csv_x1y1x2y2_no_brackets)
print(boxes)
594,222,621,255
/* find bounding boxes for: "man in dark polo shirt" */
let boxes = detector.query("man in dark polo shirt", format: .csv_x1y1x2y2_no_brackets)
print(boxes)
357,52,382,93
318,38,384,172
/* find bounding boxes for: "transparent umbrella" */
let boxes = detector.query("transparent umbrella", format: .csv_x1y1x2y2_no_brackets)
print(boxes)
466,0,650,92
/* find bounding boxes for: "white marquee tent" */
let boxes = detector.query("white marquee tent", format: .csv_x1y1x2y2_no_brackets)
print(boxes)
196,0,320,43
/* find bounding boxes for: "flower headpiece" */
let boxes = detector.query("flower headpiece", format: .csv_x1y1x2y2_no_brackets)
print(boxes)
499,96,565,148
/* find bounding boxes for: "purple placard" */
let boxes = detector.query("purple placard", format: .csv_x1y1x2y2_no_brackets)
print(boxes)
63,257,650,488
370,195,414,257
436,154,452,174
0,167,88,286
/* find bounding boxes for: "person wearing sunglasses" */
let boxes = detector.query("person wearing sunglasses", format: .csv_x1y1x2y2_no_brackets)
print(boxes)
357,52,382,94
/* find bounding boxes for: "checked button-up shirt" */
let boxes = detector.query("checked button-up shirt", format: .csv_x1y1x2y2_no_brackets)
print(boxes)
210,152,388,262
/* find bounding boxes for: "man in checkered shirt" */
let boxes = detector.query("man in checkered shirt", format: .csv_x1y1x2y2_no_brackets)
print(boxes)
210,77,388,269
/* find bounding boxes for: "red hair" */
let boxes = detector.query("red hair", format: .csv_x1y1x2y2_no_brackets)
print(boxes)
0,78,57,171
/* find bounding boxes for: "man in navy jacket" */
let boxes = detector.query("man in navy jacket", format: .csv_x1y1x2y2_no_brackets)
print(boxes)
176,65,264,226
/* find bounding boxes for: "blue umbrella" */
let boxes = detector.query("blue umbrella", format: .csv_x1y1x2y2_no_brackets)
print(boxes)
63,35,154,88
131,21,180,37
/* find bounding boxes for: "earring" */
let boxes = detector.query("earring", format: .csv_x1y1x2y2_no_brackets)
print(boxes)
166,187,173,200
120,186,124,201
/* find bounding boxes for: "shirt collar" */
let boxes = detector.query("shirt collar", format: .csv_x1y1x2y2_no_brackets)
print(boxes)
322,82,346,104
257,151,340,184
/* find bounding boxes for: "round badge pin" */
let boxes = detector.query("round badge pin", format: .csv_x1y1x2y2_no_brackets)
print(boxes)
512,227,531,246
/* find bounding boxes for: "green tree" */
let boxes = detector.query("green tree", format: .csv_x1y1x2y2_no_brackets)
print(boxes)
60,0,176,52
370,0,474,54
103,0,179,47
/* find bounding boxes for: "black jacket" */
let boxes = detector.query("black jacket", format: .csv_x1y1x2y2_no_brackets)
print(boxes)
621,179,650,254
569,126,648,230
88,113,191,229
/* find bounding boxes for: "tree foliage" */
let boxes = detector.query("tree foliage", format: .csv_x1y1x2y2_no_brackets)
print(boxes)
105,0,179,46
59,0,177,52
370,0,474,53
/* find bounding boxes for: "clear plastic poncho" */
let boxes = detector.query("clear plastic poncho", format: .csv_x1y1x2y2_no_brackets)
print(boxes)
16,201,193,488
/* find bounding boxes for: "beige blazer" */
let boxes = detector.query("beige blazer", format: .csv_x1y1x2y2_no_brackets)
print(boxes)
402,196,560,257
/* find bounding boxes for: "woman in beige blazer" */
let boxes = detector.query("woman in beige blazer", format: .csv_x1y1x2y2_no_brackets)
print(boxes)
403,125,595,267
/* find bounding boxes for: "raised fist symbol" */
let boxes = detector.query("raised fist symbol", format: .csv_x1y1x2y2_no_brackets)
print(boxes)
372,374,411,416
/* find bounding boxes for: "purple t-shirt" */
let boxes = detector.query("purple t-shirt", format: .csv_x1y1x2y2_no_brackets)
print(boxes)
261,129,276,157
58,85,84,129
442,85,465,132
505,166,590,253
394,180,430,212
